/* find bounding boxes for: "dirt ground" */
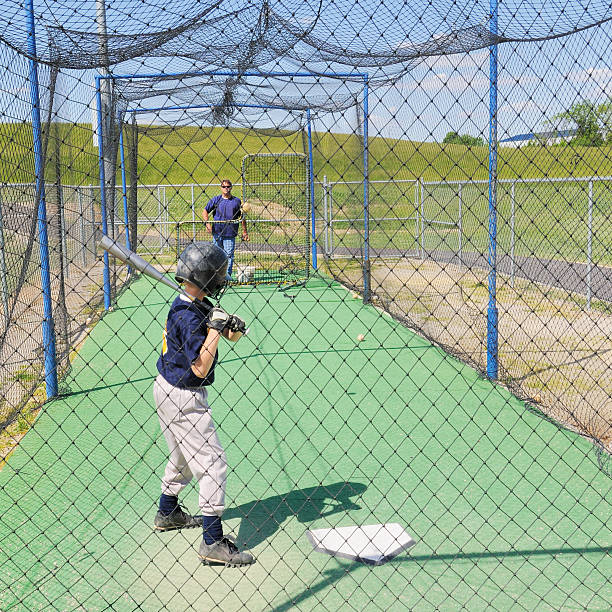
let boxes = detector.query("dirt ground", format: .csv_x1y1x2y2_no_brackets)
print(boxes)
0,258,127,426
327,257,612,451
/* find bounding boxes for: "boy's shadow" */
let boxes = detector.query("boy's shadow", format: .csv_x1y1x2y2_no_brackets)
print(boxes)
223,481,367,551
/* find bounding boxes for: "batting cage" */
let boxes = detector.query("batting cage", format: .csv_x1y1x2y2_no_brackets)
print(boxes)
0,0,611,609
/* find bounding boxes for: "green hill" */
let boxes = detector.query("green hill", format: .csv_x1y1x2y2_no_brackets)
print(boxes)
2,122,612,185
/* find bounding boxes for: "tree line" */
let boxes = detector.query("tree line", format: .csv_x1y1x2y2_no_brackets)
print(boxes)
548,100,612,147
443,100,612,148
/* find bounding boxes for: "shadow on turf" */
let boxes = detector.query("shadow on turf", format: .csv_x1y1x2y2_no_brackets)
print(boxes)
270,545,612,612
59,375,155,397
223,481,367,551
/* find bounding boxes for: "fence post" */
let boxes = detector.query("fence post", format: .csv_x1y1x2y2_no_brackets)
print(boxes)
413,180,418,256
329,181,334,256
191,184,195,240
90,185,96,258
164,186,169,252
157,185,164,253
59,186,69,279
78,188,87,266
420,178,425,260
323,175,329,256
95,75,112,310
587,180,593,310
510,181,516,287
362,76,371,303
0,191,10,328
306,108,317,271
119,126,131,258
458,183,463,267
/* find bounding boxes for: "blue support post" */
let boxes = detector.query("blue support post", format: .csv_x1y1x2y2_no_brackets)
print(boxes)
26,0,58,398
95,76,112,309
118,125,131,273
487,0,499,379
362,75,370,304
306,109,317,270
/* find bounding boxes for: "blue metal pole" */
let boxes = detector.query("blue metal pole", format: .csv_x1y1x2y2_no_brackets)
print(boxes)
127,102,295,115
487,0,499,379
26,0,58,397
362,75,370,304
306,108,317,270
118,125,132,275
95,76,112,309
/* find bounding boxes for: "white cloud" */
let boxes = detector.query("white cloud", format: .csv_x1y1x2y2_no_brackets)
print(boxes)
499,99,538,114
566,66,612,84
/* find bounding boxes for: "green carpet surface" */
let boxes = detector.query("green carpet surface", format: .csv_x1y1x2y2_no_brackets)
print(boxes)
0,276,610,610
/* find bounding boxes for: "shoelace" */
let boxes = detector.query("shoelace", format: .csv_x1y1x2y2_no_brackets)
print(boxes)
173,503,190,519
221,537,239,553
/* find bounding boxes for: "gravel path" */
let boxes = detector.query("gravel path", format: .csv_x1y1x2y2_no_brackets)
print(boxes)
328,245,612,303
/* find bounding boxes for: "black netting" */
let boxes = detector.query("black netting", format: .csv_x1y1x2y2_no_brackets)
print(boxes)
3,1,612,73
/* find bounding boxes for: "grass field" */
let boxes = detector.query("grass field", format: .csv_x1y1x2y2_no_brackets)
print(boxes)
3,122,612,185
2,123,610,267
324,177,612,265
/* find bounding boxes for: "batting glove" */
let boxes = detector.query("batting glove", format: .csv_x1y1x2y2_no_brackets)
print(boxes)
207,307,231,332
228,314,247,334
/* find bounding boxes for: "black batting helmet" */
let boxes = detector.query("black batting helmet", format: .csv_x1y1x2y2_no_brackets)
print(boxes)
175,241,228,298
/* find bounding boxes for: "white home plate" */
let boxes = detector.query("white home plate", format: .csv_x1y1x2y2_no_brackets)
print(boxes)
306,523,415,565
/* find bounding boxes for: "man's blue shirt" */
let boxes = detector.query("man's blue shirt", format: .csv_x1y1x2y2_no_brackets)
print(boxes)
205,195,242,238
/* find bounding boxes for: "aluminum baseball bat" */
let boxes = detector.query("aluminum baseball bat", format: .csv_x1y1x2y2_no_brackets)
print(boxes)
100,234,183,293
100,234,250,334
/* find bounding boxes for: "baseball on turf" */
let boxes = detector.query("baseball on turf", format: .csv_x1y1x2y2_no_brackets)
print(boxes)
352,292,359,299
242,202,251,213
357,333,365,341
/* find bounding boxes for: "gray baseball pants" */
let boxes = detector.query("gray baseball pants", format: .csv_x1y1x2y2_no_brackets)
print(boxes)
154,374,227,516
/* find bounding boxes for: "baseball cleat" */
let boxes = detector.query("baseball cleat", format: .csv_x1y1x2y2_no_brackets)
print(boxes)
153,506,202,531
198,537,255,567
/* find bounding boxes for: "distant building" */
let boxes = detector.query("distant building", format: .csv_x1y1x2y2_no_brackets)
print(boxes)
499,128,578,147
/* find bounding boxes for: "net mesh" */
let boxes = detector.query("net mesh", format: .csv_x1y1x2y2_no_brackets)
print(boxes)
0,1,611,609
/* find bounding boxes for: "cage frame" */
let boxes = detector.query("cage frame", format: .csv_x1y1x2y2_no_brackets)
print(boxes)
94,70,371,307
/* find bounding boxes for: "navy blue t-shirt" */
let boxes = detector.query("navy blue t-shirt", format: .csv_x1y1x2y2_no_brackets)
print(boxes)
205,195,242,238
157,295,218,388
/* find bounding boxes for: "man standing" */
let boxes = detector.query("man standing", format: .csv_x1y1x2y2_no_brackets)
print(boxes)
203,180,249,279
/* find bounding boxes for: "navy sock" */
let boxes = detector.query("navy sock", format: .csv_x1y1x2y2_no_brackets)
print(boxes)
202,515,223,544
159,494,178,516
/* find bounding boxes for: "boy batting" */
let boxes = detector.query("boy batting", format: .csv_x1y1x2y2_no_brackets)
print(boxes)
153,241,254,567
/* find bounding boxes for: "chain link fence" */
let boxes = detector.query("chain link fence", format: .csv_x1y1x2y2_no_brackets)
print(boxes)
0,1,611,609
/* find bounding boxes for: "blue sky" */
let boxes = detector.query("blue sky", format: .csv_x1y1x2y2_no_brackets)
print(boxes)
0,12,611,144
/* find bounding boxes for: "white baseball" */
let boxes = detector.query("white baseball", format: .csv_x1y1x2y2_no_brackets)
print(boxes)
357,334,365,342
